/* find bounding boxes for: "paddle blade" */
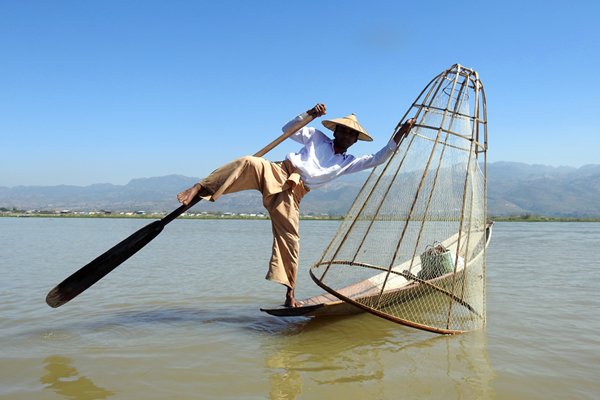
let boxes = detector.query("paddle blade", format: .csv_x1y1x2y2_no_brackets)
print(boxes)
46,220,165,308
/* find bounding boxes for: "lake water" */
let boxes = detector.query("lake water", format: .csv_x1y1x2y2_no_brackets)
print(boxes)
1,218,599,399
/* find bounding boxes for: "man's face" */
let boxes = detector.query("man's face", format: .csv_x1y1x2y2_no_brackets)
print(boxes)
333,126,359,151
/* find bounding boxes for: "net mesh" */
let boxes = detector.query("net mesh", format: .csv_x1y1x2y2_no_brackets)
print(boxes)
309,64,488,334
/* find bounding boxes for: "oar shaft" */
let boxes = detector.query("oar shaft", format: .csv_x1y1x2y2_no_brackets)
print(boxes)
254,115,314,157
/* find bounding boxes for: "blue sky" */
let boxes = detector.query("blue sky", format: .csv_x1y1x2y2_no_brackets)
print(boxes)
1,0,598,186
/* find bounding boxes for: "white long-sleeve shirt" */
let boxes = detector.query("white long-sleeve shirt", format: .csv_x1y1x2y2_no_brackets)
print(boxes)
283,113,397,188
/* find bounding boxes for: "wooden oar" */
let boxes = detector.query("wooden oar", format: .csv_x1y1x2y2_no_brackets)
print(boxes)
46,115,314,308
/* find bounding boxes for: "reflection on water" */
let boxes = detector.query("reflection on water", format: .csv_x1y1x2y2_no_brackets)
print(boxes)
43,304,494,399
41,355,114,399
264,314,495,399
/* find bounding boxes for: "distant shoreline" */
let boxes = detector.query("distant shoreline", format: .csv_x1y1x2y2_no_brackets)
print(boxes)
490,216,600,222
2,212,599,222
0,212,342,221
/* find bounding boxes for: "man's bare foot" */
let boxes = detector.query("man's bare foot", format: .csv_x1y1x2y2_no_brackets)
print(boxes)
284,287,301,308
177,183,202,205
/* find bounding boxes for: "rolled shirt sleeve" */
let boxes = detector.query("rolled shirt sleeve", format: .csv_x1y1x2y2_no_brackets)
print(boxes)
282,112,313,145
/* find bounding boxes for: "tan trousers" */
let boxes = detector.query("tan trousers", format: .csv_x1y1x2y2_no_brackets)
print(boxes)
198,156,309,289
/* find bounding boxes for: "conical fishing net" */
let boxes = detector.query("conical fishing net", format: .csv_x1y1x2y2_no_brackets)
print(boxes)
310,64,489,334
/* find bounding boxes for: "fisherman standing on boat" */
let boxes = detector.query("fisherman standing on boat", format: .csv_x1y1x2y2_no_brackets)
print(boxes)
177,104,415,307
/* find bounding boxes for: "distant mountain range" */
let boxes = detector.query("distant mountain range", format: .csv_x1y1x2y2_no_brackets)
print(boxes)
2,162,600,217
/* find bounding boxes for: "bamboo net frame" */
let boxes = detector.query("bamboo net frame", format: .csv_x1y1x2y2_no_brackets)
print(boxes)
309,64,488,334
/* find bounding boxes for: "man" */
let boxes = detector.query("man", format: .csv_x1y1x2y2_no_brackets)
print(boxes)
177,104,415,307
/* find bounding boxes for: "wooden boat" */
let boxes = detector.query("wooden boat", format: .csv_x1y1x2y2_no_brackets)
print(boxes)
261,222,492,317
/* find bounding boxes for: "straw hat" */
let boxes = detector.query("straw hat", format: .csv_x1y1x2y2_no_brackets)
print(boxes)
322,113,373,142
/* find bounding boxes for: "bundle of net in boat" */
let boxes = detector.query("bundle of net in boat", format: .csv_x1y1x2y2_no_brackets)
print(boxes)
310,64,488,334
